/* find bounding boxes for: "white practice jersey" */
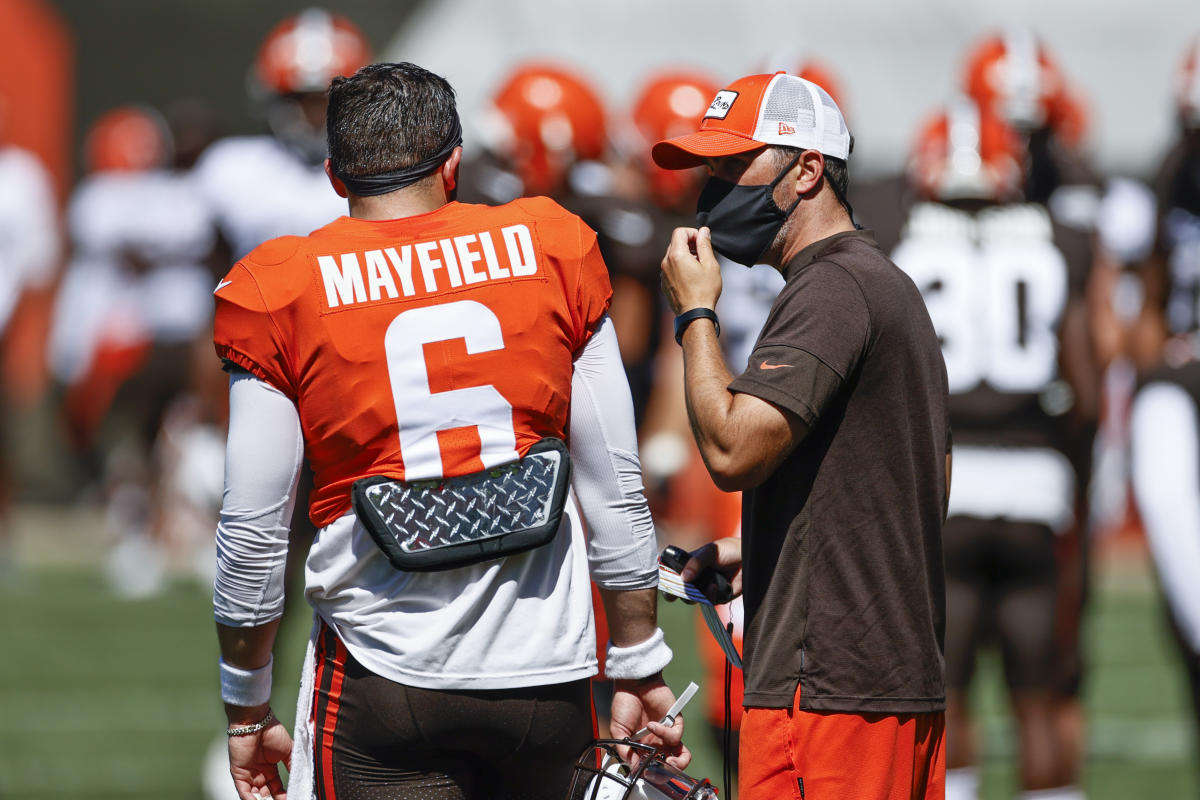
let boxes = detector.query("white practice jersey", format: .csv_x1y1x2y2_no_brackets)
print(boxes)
0,146,60,333
49,169,215,383
195,135,346,260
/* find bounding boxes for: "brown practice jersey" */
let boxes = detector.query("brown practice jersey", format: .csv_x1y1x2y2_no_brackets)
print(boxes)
729,230,950,715
891,202,1092,454
213,197,611,527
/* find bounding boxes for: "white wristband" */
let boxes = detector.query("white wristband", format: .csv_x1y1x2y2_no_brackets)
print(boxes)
220,655,273,707
604,628,673,680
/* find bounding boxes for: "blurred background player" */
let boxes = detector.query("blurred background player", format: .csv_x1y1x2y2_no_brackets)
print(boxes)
1125,34,1200,778
194,7,370,260
0,118,60,577
1142,36,1200,372
963,29,1098,227
47,104,220,597
963,31,1105,787
892,96,1098,800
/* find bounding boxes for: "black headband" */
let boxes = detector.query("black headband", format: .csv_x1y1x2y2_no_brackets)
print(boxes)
333,116,463,198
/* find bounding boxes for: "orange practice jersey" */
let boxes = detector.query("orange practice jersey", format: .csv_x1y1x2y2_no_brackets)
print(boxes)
213,197,612,527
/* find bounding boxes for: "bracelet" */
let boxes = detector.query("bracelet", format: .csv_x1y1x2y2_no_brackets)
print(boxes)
605,628,673,680
225,709,276,737
674,308,720,345
220,655,273,707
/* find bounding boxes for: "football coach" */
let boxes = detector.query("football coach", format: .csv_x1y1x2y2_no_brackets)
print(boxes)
655,71,952,800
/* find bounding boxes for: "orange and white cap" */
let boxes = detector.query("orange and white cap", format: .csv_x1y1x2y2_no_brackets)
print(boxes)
651,72,851,170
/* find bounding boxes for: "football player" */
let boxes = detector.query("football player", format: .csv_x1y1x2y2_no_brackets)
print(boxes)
892,97,1098,800
1126,34,1200,770
48,105,219,596
211,62,688,800
193,8,370,260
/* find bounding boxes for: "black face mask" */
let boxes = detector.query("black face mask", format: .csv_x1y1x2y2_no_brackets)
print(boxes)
695,153,801,266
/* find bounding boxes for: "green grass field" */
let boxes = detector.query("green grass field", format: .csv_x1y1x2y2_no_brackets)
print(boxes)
0,506,1196,799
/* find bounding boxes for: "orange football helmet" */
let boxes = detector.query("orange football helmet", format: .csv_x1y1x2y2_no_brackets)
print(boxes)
1177,37,1200,128
484,62,608,196
84,106,171,173
629,70,721,209
253,8,371,96
963,30,1069,133
250,9,371,164
908,96,1024,203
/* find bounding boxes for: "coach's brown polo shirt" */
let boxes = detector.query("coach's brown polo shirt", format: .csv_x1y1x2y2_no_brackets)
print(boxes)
729,230,950,714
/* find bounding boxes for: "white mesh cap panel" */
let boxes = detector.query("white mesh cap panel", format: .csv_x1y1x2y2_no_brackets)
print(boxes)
752,74,851,159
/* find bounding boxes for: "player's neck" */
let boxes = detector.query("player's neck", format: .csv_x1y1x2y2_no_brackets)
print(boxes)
347,183,449,222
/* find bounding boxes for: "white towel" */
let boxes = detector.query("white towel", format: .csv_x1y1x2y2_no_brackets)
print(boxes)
286,616,319,800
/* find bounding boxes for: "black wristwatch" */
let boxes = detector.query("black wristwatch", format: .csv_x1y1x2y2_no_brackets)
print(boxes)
674,308,720,346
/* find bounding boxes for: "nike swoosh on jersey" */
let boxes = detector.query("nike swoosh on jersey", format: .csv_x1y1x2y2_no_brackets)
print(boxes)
759,360,792,370
214,280,233,294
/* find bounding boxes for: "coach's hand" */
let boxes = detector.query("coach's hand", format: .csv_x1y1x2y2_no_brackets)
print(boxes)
661,226,722,315
681,537,743,599
227,707,292,800
611,675,691,770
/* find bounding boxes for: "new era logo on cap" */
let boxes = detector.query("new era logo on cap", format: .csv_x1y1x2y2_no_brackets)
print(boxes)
652,71,852,170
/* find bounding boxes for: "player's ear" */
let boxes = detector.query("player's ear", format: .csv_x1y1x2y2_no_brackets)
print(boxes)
325,158,348,198
441,146,462,193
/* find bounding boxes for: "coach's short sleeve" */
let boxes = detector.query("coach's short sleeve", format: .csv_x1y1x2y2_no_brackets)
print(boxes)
730,260,870,425
213,240,300,398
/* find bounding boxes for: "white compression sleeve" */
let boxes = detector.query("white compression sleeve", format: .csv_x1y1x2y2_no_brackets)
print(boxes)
213,372,304,627
570,315,658,590
1131,381,1200,653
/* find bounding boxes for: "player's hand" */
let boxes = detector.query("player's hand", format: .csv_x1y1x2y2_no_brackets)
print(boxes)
661,226,722,314
227,712,292,800
681,537,743,599
610,675,691,770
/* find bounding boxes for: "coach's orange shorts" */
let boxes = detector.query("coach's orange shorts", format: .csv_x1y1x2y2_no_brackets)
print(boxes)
739,688,945,800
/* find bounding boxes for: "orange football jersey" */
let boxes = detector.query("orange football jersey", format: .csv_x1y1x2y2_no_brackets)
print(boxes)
213,197,612,527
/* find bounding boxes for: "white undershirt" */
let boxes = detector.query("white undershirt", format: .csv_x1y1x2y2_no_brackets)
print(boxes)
213,314,658,687
1130,381,1200,653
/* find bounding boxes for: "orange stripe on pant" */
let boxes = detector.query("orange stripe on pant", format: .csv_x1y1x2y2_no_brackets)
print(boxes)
313,622,349,800
739,686,945,800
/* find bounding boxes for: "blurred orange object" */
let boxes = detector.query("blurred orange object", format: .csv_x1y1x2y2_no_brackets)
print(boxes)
84,106,171,173
486,63,608,196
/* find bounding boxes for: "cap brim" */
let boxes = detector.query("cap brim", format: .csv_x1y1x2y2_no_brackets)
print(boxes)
651,130,765,170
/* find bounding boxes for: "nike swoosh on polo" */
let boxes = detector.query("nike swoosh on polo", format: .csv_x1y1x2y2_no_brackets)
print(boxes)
759,360,792,370
214,280,233,294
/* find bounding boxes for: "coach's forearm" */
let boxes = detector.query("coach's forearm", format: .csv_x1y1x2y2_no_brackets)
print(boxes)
679,321,762,490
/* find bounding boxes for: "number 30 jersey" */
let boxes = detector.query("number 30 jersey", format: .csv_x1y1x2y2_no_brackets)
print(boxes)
213,197,612,527
892,202,1090,529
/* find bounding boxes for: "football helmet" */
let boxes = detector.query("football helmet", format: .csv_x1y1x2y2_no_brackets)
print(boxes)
963,29,1068,133
568,740,717,800
1177,37,1200,129
628,70,720,210
84,106,171,173
482,62,608,196
908,96,1024,203
250,8,371,164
